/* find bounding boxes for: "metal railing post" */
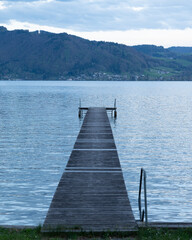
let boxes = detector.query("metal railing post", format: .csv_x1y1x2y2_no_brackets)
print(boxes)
138,168,142,220
144,170,148,225
138,168,148,226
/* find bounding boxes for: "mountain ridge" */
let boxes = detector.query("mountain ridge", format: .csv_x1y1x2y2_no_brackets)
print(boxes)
0,27,192,80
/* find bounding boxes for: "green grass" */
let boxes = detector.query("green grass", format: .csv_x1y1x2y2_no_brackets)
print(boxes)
1,226,192,239
0,226,41,240
138,227,192,240
174,58,192,67
144,67,179,80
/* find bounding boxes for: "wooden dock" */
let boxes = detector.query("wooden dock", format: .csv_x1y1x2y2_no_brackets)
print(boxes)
42,107,137,232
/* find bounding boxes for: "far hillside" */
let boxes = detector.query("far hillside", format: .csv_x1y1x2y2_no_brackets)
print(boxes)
0,26,149,80
133,45,192,80
0,26,192,80
168,47,192,55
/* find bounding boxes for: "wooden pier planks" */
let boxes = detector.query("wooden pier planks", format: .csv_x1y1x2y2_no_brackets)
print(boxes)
42,107,137,232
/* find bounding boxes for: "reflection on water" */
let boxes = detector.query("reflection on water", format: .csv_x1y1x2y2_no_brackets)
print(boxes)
0,81,192,225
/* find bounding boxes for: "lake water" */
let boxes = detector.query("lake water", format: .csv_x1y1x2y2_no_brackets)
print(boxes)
0,81,192,225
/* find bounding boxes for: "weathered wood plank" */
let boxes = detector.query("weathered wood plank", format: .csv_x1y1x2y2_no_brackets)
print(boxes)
42,107,137,232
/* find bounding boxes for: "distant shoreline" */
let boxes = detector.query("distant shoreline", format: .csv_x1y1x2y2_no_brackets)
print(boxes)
1,27,192,82
1,79,192,81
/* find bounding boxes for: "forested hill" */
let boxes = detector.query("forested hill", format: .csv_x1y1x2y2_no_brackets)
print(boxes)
0,26,149,80
0,26,192,80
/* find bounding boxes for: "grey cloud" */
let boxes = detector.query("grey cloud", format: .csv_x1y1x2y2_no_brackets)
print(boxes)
3,0,74,1
2,0,38,2
1,0,192,31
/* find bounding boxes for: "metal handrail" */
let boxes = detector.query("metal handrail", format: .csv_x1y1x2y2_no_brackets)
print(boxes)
78,99,117,118
138,168,148,225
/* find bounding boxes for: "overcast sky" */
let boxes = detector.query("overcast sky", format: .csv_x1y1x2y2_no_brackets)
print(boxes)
0,0,192,47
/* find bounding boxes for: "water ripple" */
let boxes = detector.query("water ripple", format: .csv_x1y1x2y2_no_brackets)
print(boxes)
1,81,192,224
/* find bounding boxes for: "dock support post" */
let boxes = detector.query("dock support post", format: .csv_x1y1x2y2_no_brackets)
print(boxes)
78,99,82,118
114,110,117,118
114,99,117,118
78,110,82,118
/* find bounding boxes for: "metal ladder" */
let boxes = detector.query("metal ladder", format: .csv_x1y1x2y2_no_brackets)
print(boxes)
138,168,148,225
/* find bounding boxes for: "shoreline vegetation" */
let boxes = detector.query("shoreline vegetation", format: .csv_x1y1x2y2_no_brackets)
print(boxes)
1,26,192,81
1,226,192,239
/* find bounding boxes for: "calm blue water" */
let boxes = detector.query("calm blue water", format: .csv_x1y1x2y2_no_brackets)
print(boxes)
0,81,192,225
